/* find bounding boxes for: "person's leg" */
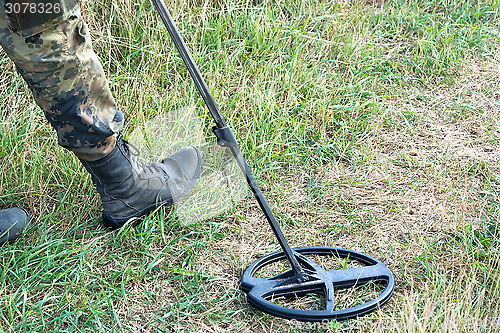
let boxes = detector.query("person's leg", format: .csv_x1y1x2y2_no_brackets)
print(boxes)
0,1,203,230
0,1,122,161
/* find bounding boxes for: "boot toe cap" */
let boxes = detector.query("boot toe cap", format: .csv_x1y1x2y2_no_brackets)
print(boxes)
161,145,203,200
164,146,203,177
0,207,31,245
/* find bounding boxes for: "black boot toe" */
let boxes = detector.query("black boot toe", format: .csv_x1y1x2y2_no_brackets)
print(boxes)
0,207,30,245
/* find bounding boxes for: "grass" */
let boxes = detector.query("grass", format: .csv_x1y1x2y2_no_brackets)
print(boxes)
1,0,500,331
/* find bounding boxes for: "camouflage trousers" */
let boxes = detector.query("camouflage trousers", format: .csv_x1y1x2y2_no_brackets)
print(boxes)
0,0,124,161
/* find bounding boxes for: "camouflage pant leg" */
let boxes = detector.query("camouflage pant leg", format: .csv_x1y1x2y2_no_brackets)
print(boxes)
0,1,124,161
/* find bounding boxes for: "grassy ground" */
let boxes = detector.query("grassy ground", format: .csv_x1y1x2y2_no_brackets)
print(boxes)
1,0,500,331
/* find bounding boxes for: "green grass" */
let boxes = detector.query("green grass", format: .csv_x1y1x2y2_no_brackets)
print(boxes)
1,0,500,331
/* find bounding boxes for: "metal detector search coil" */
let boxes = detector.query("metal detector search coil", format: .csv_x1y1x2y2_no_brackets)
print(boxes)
150,0,395,322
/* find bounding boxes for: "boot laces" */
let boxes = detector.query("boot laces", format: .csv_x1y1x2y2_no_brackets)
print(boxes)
119,135,167,177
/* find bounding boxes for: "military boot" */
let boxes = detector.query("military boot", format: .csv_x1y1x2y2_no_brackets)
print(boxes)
79,135,203,229
0,207,30,245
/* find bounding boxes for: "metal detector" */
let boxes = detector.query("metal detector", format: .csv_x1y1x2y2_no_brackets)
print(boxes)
150,0,395,322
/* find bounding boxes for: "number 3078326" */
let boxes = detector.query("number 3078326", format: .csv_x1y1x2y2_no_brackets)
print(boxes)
5,2,62,14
